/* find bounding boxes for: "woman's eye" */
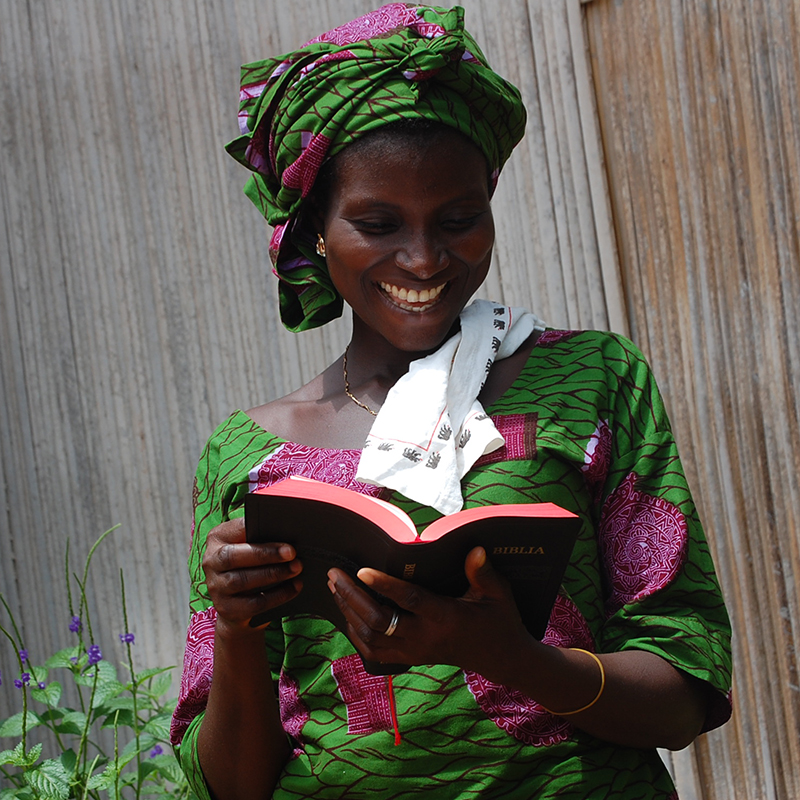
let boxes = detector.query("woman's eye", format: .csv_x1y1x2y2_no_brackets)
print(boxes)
354,220,396,233
443,214,481,230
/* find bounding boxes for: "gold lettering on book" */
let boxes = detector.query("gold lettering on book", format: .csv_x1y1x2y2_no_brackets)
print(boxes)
492,546,545,555
403,563,416,579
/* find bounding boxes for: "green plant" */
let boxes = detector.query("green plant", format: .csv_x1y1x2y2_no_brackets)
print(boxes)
0,527,197,799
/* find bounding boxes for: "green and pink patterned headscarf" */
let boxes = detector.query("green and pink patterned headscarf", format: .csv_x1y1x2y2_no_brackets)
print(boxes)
226,3,526,332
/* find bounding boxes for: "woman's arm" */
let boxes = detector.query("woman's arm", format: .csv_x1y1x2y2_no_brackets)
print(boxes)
328,546,708,751
197,519,303,800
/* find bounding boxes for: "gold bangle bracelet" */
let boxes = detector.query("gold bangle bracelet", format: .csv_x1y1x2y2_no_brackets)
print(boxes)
541,648,606,716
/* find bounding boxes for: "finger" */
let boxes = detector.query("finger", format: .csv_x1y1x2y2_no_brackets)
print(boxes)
215,574,304,626
209,557,303,598
328,569,401,643
356,567,438,617
205,539,297,573
463,547,512,602
208,517,247,543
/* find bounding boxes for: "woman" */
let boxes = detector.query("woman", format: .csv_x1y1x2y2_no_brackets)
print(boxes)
171,5,732,799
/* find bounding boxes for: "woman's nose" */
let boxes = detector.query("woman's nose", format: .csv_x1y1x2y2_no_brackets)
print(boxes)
396,231,449,278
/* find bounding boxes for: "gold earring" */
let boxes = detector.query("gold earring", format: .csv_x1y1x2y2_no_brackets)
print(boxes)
315,233,326,258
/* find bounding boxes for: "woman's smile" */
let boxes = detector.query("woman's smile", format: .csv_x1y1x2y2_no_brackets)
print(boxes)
378,280,448,312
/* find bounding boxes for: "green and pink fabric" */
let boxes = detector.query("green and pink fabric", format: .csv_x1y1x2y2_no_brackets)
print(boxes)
171,331,732,799
225,3,526,332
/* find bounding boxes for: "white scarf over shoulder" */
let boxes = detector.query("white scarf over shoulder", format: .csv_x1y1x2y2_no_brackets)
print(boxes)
355,300,546,515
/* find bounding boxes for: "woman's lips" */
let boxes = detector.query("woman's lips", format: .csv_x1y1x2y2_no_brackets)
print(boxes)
379,281,447,312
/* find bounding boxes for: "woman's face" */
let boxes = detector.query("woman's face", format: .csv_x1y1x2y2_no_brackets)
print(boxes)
319,130,495,355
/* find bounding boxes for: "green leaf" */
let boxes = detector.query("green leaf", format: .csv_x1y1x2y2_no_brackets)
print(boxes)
0,711,42,738
26,666,48,685
30,680,62,707
148,670,174,698
142,714,171,740
44,647,80,670
138,758,159,781
23,761,70,800
100,708,135,729
119,770,139,788
1,788,34,800
53,710,87,735
159,697,178,715
74,658,117,687
38,708,66,724
118,733,157,768
0,741,39,768
147,752,184,784
59,748,77,776
91,679,125,709
134,666,174,685
103,695,136,712
86,765,118,791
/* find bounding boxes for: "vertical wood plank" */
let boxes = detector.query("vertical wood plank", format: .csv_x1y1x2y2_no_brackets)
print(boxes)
586,0,800,796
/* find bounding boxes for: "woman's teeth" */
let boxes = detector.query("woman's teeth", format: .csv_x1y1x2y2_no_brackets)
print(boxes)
379,281,446,312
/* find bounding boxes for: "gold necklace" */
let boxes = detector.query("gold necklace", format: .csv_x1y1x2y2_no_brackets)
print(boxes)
342,345,378,416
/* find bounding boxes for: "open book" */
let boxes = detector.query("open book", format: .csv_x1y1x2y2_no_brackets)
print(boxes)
245,476,581,674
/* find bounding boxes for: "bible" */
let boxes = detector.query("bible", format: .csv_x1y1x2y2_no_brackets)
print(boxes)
245,476,581,674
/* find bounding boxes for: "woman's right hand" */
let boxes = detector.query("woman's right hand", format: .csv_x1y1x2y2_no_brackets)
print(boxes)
201,518,302,638
198,518,298,796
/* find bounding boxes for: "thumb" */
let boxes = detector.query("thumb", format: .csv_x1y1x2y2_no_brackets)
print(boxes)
464,547,509,601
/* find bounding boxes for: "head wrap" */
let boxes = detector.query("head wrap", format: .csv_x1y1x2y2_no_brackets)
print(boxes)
226,3,527,332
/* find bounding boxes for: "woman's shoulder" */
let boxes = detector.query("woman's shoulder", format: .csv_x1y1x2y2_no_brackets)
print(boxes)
245,396,295,440
534,327,642,355
198,409,286,472
244,372,338,446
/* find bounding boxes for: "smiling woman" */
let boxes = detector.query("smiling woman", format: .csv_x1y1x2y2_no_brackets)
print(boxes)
170,4,732,800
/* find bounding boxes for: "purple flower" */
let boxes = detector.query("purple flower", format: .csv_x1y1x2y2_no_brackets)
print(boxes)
118,632,135,645
14,672,31,689
70,656,78,664
86,645,102,666
38,682,46,689
150,744,163,758
19,649,28,663
69,616,82,633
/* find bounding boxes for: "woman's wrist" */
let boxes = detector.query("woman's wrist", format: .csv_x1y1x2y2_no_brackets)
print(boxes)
468,636,605,715
213,611,271,647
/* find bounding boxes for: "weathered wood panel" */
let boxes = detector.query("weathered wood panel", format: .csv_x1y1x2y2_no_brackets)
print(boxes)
586,1,800,797
0,0,617,726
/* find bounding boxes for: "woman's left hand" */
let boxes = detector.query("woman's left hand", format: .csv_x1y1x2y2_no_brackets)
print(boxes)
329,546,709,751
327,547,530,678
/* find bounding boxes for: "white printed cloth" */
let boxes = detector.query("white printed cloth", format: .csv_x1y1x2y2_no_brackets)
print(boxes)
356,300,546,515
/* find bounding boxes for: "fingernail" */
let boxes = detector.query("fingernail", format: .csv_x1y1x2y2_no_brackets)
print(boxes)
356,568,375,585
327,580,336,595
474,547,487,568
279,545,294,560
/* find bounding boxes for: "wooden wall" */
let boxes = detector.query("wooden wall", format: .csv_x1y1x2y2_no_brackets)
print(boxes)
2,0,797,796
585,0,800,797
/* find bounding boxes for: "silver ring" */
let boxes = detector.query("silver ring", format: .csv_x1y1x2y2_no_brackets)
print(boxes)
383,610,400,637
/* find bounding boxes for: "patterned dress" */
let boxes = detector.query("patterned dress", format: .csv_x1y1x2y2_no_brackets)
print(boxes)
171,330,732,799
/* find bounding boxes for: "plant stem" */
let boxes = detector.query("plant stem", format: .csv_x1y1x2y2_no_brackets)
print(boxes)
0,594,25,650
76,666,99,783
120,570,142,800
75,525,121,645
0,624,28,755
